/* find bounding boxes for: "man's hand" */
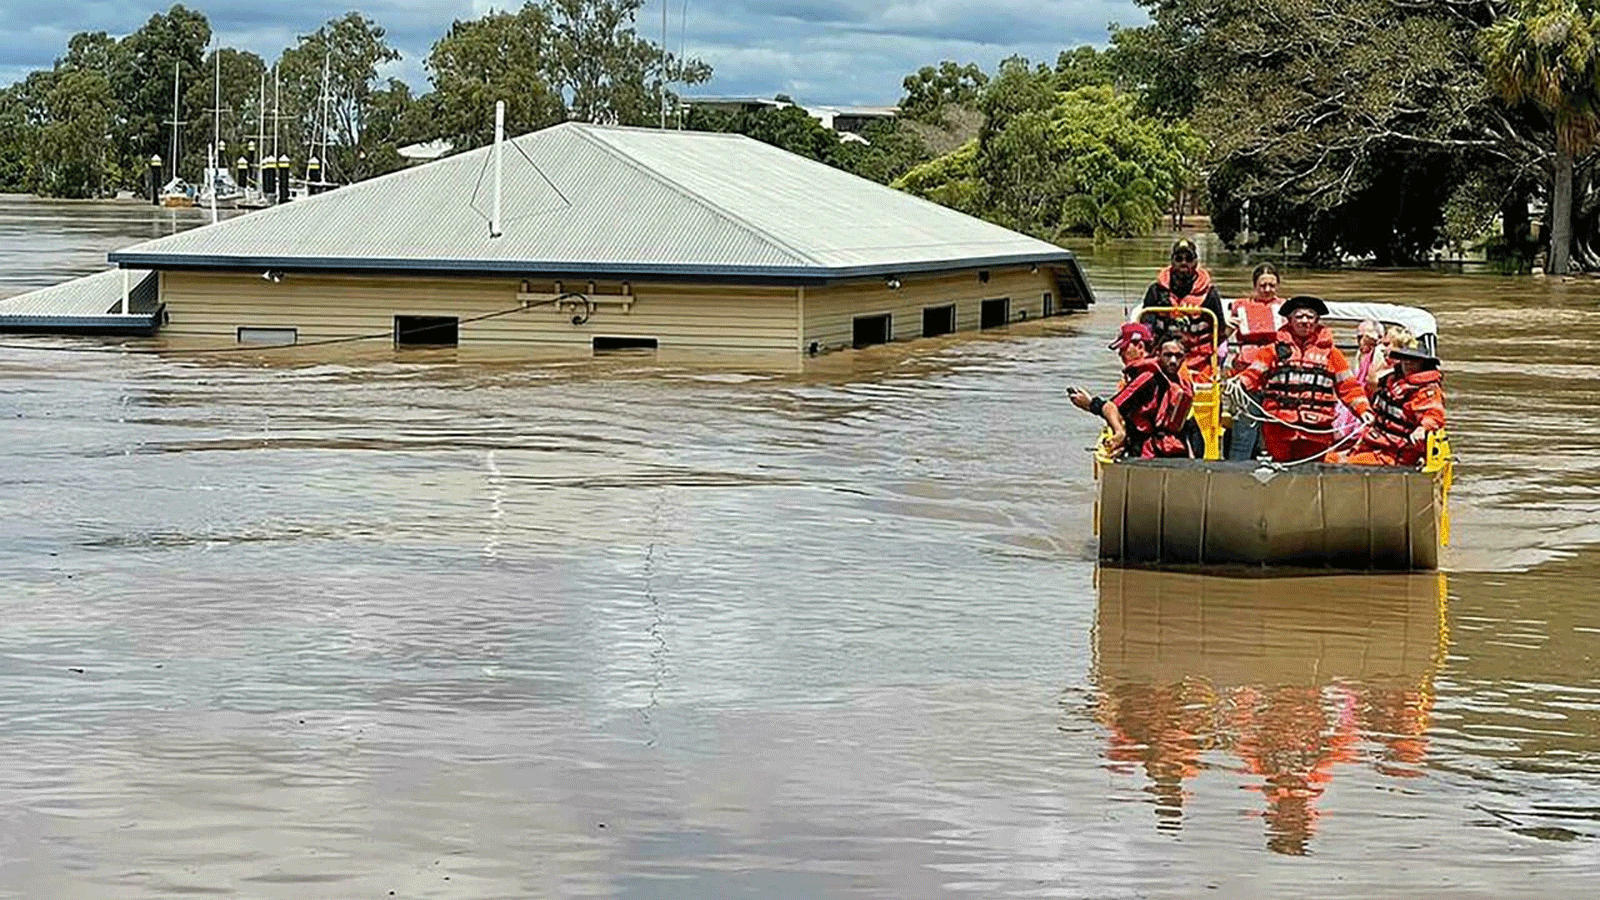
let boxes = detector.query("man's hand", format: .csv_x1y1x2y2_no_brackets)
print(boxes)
1068,386,1092,411
1410,426,1428,443
1106,429,1127,456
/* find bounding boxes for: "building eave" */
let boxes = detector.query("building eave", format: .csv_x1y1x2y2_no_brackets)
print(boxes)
107,249,1086,290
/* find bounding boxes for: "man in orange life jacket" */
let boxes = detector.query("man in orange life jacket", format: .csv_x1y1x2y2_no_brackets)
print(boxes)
1235,295,1371,464
1085,333,1196,459
1326,346,1445,467
1141,238,1228,381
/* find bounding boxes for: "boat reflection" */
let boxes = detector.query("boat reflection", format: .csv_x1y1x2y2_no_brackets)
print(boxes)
1092,568,1448,855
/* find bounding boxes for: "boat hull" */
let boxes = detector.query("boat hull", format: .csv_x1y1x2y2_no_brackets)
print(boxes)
1097,459,1445,571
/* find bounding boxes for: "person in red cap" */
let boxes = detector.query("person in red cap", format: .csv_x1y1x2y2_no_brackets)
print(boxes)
1073,333,1195,458
1140,238,1228,381
1235,295,1372,463
1325,346,1446,467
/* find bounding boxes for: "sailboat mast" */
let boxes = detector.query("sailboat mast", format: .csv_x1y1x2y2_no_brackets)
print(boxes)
256,68,266,183
169,61,180,169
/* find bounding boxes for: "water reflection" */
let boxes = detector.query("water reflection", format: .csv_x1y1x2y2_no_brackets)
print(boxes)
1093,568,1447,855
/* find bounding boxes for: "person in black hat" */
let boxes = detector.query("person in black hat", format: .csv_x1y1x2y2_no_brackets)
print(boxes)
1326,346,1445,467
1235,295,1372,463
1140,238,1228,381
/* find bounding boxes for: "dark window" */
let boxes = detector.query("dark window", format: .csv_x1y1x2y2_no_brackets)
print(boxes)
922,304,956,337
394,316,459,346
593,336,659,352
1043,292,1054,317
980,298,1010,329
978,270,990,283
853,313,892,348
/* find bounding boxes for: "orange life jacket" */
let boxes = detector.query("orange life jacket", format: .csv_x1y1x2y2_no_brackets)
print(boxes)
1362,368,1446,466
1259,326,1342,428
1147,267,1219,378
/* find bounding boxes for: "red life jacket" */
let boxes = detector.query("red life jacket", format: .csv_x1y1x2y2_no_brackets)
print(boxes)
1364,369,1445,465
1260,326,1341,428
1118,358,1196,457
1150,267,1219,377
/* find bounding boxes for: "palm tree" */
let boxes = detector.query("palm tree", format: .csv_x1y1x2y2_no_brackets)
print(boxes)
1482,0,1600,275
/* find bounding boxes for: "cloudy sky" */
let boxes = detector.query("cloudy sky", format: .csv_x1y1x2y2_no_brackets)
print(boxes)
0,1,1145,106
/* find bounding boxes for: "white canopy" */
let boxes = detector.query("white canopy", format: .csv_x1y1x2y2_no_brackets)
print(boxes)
1322,301,1438,354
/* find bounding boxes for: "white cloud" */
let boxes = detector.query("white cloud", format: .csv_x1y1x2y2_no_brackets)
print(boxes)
0,0,1146,105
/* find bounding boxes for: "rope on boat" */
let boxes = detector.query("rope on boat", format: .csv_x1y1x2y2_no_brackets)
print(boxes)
1224,378,1361,437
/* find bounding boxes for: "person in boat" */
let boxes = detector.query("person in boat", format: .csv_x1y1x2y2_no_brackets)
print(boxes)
1140,238,1228,382
1234,295,1372,464
1068,323,1154,420
1332,319,1384,439
1225,263,1285,460
1365,324,1418,394
1098,333,1196,459
1326,346,1445,468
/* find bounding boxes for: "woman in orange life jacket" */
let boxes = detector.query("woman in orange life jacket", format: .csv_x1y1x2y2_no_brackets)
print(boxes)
1325,346,1445,467
1098,333,1196,459
1140,238,1228,382
1235,295,1372,464
1225,263,1284,460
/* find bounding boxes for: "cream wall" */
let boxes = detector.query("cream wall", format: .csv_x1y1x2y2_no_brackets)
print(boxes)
159,264,1077,356
160,272,800,353
801,266,1060,353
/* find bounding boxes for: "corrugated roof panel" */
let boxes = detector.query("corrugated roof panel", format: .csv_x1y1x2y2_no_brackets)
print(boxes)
0,268,156,315
110,122,1076,278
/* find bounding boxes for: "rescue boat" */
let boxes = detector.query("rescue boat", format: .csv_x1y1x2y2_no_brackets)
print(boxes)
1094,301,1454,571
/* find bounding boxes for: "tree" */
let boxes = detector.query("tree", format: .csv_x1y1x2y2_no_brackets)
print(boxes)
1118,0,1505,265
899,61,988,124
276,12,406,182
37,68,118,198
426,3,567,151
896,59,1193,242
1481,0,1600,275
548,0,711,125
112,5,211,184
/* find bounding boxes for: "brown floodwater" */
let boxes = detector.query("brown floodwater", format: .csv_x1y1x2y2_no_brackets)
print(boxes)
1,200,1598,897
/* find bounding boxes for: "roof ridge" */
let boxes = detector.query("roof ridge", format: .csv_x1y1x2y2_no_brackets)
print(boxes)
568,126,822,267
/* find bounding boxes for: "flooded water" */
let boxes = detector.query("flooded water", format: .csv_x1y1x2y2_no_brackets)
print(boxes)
1,198,1598,897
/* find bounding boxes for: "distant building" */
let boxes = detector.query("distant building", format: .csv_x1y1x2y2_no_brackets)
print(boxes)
680,96,791,116
807,105,900,135
397,139,454,166
6,123,1092,357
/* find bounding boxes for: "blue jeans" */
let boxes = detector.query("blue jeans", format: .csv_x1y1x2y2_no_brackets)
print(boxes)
1228,392,1264,461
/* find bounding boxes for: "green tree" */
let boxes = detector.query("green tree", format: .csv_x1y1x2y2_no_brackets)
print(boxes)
425,3,567,151
276,12,405,182
1481,0,1600,275
112,5,211,183
1120,0,1503,265
892,140,982,214
897,62,1192,242
899,61,988,124
37,68,117,198
549,0,711,125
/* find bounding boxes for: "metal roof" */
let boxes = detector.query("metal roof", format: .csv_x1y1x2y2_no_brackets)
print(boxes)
107,122,1080,284
0,269,162,335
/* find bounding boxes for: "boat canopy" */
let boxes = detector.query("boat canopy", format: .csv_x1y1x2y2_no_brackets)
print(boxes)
1322,301,1438,354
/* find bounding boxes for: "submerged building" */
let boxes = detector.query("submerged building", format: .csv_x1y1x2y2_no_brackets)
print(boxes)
4,123,1093,356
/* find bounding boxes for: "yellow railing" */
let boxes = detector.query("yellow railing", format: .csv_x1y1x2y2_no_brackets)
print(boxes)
1423,429,1454,546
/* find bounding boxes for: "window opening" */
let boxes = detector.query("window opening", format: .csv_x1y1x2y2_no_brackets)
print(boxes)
394,316,459,347
853,313,892,348
922,304,956,337
980,298,1011,329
